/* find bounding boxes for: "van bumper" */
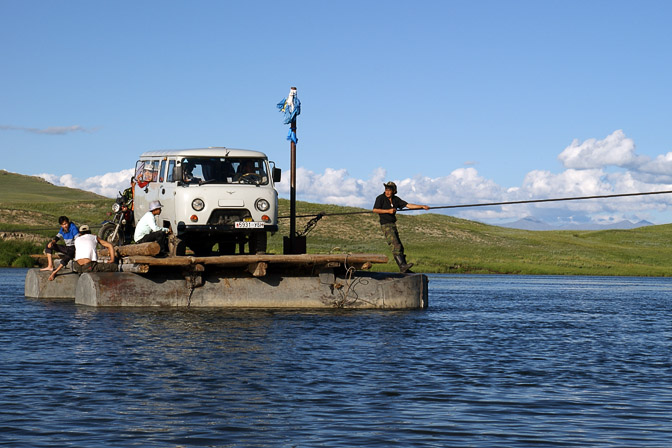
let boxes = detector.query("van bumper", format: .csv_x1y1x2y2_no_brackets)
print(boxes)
178,223,278,234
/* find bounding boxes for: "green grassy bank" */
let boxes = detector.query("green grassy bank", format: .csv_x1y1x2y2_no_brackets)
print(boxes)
2,170,671,275
267,200,672,276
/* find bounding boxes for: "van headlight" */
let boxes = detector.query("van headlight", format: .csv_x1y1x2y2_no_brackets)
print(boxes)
192,198,205,211
255,198,270,212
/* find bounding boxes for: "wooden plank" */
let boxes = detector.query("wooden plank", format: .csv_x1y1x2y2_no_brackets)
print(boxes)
123,256,196,266
193,253,388,265
122,253,388,267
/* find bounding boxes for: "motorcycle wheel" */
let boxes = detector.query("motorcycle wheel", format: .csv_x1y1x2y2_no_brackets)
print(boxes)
98,222,123,246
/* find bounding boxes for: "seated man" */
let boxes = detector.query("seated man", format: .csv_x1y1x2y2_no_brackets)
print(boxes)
48,225,117,280
182,161,201,183
134,200,171,255
234,159,260,183
41,216,78,272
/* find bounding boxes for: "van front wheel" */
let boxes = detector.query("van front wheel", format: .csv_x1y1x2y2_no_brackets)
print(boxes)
249,232,267,255
188,241,213,257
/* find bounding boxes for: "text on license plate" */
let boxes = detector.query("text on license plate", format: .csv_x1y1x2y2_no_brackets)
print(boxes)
235,221,265,229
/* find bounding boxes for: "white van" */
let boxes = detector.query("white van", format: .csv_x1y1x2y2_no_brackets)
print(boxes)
133,147,281,255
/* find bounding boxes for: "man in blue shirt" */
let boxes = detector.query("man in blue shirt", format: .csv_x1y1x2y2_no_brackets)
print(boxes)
40,216,78,271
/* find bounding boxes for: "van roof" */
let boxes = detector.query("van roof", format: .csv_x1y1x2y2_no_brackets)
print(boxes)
139,147,268,159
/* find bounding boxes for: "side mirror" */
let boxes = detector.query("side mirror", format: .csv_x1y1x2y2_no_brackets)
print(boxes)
272,167,282,183
174,165,183,184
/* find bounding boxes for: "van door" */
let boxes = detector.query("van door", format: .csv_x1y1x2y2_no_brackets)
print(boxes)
133,159,161,227
158,158,177,231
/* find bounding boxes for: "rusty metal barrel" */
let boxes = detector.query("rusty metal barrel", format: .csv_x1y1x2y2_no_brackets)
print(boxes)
24,269,80,299
73,271,428,309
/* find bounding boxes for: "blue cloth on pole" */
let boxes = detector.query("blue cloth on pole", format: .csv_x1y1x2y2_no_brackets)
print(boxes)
277,95,301,125
287,129,298,143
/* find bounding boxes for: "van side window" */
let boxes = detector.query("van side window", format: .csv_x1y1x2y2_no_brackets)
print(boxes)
136,160,150,187
136,160,159,185
158,160,166,182
167,160,175,182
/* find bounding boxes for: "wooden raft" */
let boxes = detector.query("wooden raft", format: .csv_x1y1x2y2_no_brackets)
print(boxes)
122,253,388,277
31,242,388,277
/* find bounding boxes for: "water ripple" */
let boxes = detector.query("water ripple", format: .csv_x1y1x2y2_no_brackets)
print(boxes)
1,270,672,447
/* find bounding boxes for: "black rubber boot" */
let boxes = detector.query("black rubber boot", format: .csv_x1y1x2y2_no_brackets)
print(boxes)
394,254,414,274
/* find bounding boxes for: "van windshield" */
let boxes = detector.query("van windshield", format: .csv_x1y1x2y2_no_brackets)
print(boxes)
179,157,269,185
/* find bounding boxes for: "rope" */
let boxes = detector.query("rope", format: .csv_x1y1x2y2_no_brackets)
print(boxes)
279,189,672,219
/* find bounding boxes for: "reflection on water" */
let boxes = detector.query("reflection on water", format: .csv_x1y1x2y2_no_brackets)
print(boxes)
2,269,672,447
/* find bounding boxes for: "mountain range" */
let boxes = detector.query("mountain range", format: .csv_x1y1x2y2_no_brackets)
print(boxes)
500,217,654,231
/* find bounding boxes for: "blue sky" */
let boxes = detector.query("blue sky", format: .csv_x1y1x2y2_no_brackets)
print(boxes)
2,0,672,226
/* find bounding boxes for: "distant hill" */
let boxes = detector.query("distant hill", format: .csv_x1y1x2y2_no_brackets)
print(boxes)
501,216,655,231
3,170,672,276
0,170,112,239
0,170,106,202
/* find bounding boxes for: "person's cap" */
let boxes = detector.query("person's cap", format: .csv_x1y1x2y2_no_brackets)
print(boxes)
79,224,90,232
149,200,163,211
383,181,397,192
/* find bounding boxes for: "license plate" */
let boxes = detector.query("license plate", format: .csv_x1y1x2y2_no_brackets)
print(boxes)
235,221,265,229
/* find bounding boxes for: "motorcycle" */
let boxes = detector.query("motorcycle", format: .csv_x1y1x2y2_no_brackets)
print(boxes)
98,190,134,246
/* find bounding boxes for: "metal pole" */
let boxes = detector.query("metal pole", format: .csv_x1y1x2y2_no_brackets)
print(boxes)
290,115,297,252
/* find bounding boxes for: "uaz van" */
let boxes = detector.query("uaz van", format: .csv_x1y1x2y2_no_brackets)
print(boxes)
133,147,281,255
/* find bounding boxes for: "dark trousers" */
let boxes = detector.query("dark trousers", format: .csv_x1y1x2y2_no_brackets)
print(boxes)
137,230,168,253
380,223,404,256
73,261,118,273
45,243,75,265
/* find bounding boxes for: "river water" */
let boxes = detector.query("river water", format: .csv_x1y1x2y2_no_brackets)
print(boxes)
1,268,671,447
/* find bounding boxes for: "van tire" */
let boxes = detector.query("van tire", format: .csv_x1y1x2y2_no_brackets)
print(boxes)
189,241,213,257
174,239,187,256
217,242,236,255
249,232,267,255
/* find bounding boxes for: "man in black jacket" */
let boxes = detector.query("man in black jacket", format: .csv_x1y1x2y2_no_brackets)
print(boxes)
373,181,429,273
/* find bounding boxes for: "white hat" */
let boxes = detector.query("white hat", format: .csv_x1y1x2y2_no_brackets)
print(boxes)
149,200,163,211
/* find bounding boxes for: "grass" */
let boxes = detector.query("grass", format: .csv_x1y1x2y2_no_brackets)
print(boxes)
268,199,672,276
2,170,672,275
0,171,114,266
0,170,105,203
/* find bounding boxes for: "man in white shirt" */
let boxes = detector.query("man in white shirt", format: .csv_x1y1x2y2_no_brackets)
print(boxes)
48,225,117,280
134,200,171,254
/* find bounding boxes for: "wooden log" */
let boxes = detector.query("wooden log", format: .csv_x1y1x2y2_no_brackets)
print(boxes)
100,242,161,257
123,256,197,266
32,242,161,261
247,261,268,277
193,253,388,266
119,263,150,273
123,253,388,268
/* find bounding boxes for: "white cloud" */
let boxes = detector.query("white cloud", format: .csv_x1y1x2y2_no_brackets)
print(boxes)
0,124,97,135
34,129,672,226
36,169,135,198
558,129,646,169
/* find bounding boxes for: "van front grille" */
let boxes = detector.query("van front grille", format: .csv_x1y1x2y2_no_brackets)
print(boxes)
207,209,252,225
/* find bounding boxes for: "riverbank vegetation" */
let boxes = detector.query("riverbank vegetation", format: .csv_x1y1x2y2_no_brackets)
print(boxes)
268,200,672,276
2,170,672,275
